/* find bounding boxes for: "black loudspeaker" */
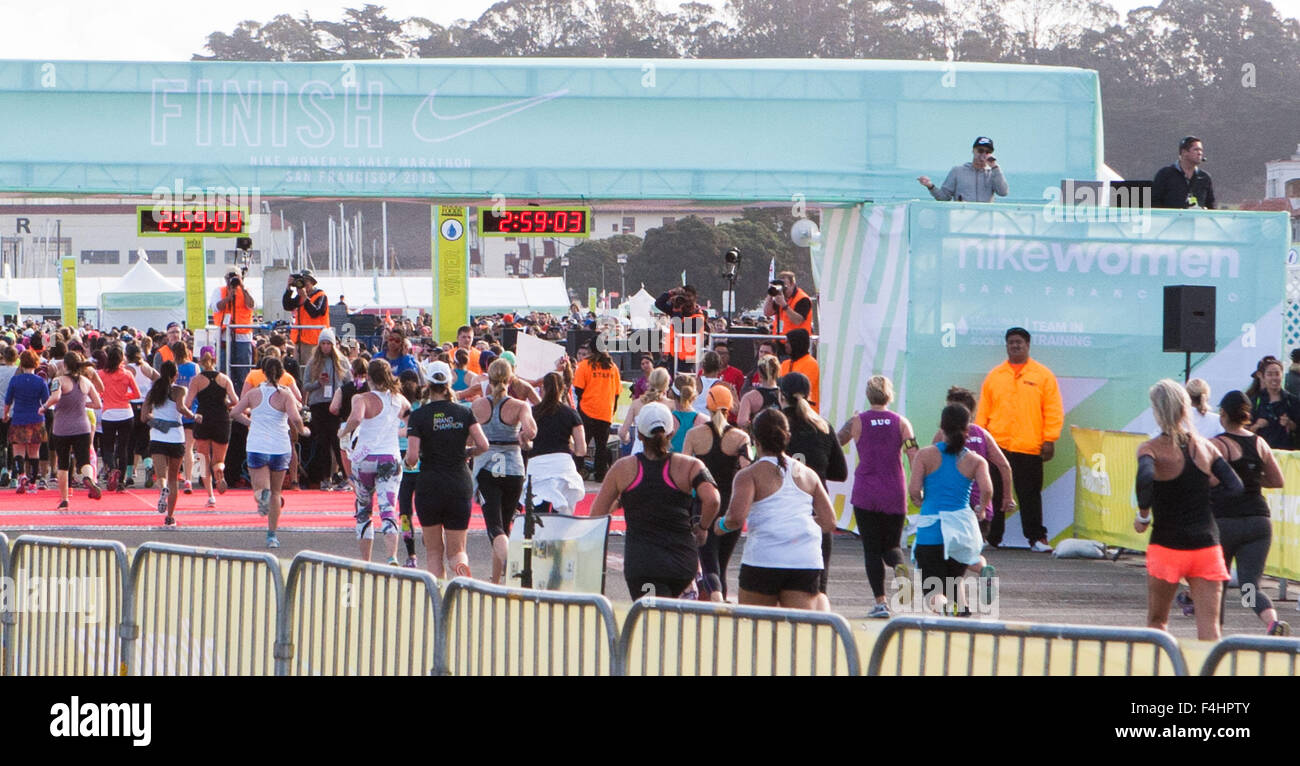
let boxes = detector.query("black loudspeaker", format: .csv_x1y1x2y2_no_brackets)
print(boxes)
500,327,519,353
566,329,598,358
1163,285,1215,353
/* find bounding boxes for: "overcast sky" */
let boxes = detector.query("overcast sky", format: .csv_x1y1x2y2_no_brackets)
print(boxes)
1,0,1297,61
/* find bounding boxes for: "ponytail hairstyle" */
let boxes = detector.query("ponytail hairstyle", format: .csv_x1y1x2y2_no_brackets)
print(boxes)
673,373,697,408
1185,378,1211,416
487,358,513,400
260,356,285,387
641,367,670,404
350,356,368,382
751,408,791,470
787,393,829,434
398,369,423,404
367,358,400,396
757,354,780,387
536,372,564,419
642,426,672,459
171,340,191,364
62,350,83,380
148,360,178,407
1149,378,1194,447
710,404,728,436
939,403,970,454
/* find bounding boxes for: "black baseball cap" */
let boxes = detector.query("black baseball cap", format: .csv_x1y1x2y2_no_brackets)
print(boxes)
973,136,995,151
1218,390,1249,413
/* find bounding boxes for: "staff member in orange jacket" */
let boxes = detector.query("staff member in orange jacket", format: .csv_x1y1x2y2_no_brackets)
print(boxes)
212,270,256,392
573,337,623,482
778,329,820,413
975,327,1063,553
282,269,329,363
655,285,707,374
763,270,814,340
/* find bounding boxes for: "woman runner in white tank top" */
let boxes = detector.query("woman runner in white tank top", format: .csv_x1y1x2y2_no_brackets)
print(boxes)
231,357,309,549
714,409,837,610
339,358,411,565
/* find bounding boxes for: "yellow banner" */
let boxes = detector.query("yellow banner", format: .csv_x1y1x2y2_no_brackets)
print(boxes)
433,206,468,342
1071,426,1300,581
60,256,77,326
184,236,206,329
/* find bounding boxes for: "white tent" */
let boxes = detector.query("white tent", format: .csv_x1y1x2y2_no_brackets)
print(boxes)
98,259,185,331
624,287,658,329
469,278,570,315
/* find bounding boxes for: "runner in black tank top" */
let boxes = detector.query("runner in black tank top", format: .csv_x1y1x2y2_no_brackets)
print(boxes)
1149,441,1219,550
194,370,232,443
1210,393,1291,635
698,425,744,598
620,453,700,599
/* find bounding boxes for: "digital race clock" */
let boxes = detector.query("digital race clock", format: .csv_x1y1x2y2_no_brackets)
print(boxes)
137,207,248,237
478,206,592,237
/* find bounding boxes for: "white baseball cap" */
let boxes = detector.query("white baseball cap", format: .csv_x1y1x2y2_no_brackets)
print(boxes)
636,402,676,438
426,361,453,385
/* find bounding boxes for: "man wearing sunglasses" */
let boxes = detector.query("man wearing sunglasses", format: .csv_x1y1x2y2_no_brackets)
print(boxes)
918,136,1009,203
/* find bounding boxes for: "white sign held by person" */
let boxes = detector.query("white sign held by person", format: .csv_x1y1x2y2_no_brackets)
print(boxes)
515,332,568,381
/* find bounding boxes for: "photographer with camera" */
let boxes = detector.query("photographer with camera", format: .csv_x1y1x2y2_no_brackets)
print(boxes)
281,269,329,364
763,270,813,342
655,284,708,374
212,269,256,392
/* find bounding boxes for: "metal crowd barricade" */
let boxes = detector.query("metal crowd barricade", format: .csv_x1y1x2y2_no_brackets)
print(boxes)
4,536,131,676
221,323,320,380
1199,635,1300,676
278,552,442,676
122,543,284,676
0,532,8,676
867,616,1189,676
441,577,618,676
618,598,861,676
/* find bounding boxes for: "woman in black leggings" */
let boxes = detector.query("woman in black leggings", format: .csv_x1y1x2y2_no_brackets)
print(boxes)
1211,390,1291,635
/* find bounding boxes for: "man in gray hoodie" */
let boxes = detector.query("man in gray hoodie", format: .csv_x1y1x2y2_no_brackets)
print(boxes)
918,136,1009,202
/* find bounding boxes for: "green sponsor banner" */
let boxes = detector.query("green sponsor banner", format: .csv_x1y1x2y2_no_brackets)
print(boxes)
0,59,1099,202
818,202,1290,543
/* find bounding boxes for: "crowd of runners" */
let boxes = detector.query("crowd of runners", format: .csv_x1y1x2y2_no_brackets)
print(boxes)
0,287,1292,635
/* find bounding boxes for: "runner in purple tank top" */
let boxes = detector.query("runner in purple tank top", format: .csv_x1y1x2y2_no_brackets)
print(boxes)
837,376,918,618
934,388,1015,543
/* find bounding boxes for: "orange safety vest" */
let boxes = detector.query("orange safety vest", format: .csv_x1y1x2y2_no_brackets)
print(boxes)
663,311,707,361
213,286,254,338
290,287,330,345
774,286,814,337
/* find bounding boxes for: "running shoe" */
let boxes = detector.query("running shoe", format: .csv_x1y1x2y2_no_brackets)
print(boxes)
980,564,997,606
37,478,48,491
452,562,472,579
0,469,9,487
205,497,217,508
156,486,170,515
183,480,193,495
56,499,69,511
16,475,28,495
894,562,912,606
163,516,177,528
1175,591,1195,617
214,466,227,495
867,603,892,619
266,532,280,549
144,466,154,489
1030,538,1054,553
255,489,272,517
387,557,399,566
1267,620,1292,637
403,556,418,569
83,475,102,501
106,469,121,493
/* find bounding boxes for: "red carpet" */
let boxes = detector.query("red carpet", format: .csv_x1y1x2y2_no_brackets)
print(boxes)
0,485,621,532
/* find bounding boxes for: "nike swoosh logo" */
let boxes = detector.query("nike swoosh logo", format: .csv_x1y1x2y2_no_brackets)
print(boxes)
411,88,569,144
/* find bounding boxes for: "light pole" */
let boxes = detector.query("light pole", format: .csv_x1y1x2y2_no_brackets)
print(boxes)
616,253,627,308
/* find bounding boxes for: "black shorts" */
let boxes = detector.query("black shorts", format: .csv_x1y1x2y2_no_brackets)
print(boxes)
738,564,823,596
50,433,92,472
150,441,186,460
193,418,231,444
413,488,472,531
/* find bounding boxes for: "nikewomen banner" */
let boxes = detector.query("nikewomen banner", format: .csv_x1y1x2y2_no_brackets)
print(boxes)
1072,426,1300,582
0,59,1099,202
817,202,1290,546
